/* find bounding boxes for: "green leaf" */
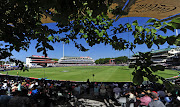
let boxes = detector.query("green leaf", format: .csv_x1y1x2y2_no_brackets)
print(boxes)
163,81,174,93
137,26,144,32
158,35,167,45
101,30,106,33
174,40,180,46
170,22,180,29
145,28,150,33
99,32,103,37
94,29,99,34
133,73,143,85
99,30,105,37
160,28,167,33
113,29,117,34
132,20,138,26
65,40,70,43
150,66,158,72
80,29,84,33
37,47,43,52
126,23,132,30
153,21,162,29
48,36,54,41
153,24,162,29
146,18,156,23
165,25,174,32
147,41,153,48
154,65,165,71
48,45,54,50
83,34,88,38
5,45,9,47
167,35,176,45
176,34,180,40
171,17,180,23
129,64,135,68
159,35,167,39
86,10,92,16
151,28,157,33
163,22,173,26
147,74,157,82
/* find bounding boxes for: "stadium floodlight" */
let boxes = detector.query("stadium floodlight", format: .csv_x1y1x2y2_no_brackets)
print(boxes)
63,42,65,59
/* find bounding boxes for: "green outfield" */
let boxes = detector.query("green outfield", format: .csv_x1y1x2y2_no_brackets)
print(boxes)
1,66,179,82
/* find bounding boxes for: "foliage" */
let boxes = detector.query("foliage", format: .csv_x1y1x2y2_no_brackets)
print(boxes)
129,52,177,92
124,18,180,91
95,56,128,64
0,0,118,69
0,61,5,65
52,58,59,61
9,58,25,71
1,0,180,88
115,56,128,64
95,58,111,64
0,0,116,60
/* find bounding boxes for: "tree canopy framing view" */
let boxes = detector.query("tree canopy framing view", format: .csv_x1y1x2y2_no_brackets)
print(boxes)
1,0,180,89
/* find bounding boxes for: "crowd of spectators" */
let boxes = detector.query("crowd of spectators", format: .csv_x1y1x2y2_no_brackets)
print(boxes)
0,74,180,107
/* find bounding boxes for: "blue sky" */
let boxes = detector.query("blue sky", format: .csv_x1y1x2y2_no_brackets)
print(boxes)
8,17,179,62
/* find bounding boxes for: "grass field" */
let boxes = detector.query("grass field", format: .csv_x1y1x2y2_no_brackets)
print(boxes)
0,66,179,82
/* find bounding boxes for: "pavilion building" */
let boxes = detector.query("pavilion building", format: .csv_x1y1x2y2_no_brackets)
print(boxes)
26,55,57,67
58,56,95,64
130,47,180,67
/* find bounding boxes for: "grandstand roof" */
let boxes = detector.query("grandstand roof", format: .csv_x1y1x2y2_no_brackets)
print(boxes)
31,61,57,63
26,55,52,59
151,48,173,54
134,47,173,56
61,56,92,59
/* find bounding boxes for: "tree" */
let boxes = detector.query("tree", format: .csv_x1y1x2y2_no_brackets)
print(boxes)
0,61,5,65
1,0,180,90
0,0,117,69
115,56,128,64
95,56,128,64
98,58,105,64
115,18,180,91
52,58,59,61
104,58,111,64
0,0,115,59
95,58,111,64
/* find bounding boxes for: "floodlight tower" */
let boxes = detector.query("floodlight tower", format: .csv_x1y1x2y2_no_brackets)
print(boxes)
63,41,64,59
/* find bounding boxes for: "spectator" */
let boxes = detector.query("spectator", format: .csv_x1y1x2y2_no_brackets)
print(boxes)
113,86,121,99
1,80,7,90
148,92,165,107
74,85,81,98
100,86,106,98
107,85,113,99
17,81,21,91
94,85,100,98
139,91,152,106
0,90,12,107
8,91,31,107
0,74,179,107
